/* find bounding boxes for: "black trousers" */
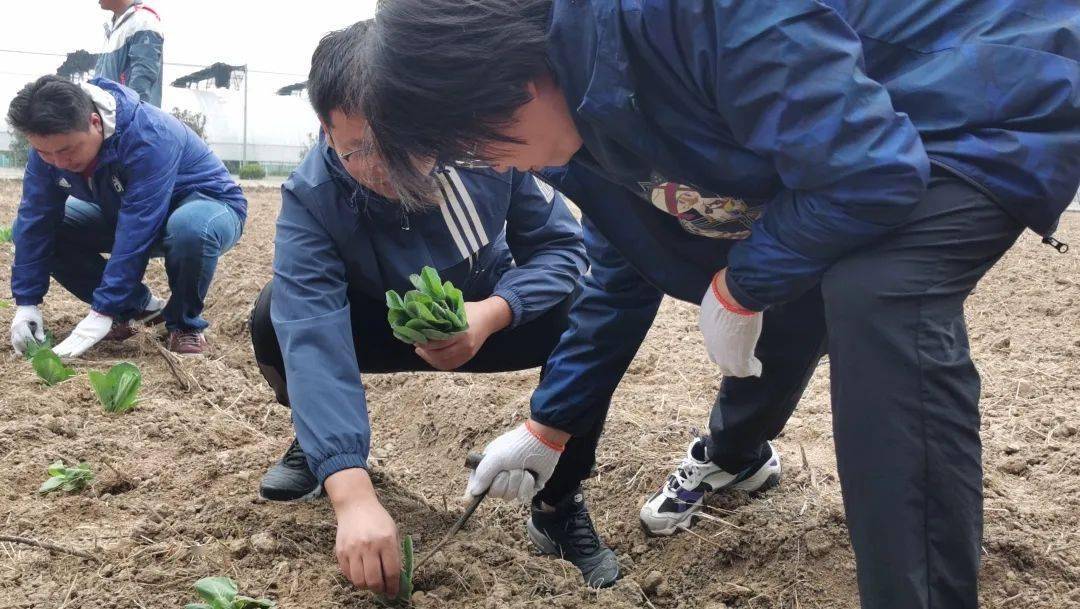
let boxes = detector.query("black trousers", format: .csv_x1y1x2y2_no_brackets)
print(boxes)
249,283,590,501
700,172,1023,609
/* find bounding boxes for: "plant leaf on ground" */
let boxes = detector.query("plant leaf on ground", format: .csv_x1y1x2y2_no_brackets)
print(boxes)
377,535,414,604
31,347,75,386
0,226,12,243
39,461,93,493
88,362,142,413
386,267,468,344
185,576,276,609
23,330,55,360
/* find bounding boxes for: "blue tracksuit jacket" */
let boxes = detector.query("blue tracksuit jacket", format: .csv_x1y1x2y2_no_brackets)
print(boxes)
271,139,587,482
94,1,164,107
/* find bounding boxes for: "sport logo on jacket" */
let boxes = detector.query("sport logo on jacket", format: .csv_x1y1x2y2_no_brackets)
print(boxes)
111,175,125,194
57,177,71,189
638,176,760,240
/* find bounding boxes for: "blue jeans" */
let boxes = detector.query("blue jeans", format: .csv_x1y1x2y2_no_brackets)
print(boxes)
53,194,243,331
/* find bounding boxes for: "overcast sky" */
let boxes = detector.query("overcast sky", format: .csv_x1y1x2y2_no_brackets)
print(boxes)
0,1,377,89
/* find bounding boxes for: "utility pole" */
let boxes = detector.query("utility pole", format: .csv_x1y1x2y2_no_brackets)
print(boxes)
241,65,249,169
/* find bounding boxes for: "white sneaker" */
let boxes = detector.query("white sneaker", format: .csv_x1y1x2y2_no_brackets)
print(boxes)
639,437,781,536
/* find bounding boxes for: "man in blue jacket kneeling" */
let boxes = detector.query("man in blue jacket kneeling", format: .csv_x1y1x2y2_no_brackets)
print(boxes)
7,76,247,357
247,23,591,597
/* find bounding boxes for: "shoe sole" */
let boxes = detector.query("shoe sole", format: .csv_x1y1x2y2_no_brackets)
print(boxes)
527,519,562,556
259,483,324,503
640,454,782,538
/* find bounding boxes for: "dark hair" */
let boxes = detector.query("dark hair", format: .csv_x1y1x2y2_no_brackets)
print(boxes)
362,0,552,201
6,75,95,136
308,20,372,126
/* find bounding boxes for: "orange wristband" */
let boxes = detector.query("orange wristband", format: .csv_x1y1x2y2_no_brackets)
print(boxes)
525,420,566,453
712,273,755,316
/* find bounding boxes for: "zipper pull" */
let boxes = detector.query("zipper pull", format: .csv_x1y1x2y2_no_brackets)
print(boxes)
400,210,410,231
1042,235,1069,254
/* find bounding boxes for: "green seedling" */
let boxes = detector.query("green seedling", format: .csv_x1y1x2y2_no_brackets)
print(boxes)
39,460,93,494
0,299,10,309
89,362,142,413
377,535,415,604
31,348,75,386
386,267,468,345
184,576,276,609
0,226,12,244
23,331,55,361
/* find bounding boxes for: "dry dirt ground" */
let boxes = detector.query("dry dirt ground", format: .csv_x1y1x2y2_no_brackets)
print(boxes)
0,179,1077,609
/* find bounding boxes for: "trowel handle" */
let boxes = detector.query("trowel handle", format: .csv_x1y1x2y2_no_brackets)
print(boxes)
465,452,484,470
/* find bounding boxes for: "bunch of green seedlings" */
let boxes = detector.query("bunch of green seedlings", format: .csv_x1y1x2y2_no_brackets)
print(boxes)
385,267,468,344
185,576,276,609
89,362,142,413
39,461,93,494
0,226,12,244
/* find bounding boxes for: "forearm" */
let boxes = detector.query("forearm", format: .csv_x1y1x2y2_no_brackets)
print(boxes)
325,467,379,511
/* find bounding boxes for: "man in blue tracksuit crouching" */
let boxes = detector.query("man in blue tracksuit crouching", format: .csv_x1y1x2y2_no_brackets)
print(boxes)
247,23,588,597
7,76,246,357
360,1,1080,606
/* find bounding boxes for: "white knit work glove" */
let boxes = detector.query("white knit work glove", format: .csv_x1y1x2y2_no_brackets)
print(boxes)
699,270,763,378
466,422,564,503
10,305,45,355
54,310,113,358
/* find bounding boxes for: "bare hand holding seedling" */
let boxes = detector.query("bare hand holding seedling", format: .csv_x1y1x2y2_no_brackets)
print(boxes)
414,297,511,370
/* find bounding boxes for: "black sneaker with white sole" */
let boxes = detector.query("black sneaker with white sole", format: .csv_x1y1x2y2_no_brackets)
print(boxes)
259,438,323,502
527,488,621,589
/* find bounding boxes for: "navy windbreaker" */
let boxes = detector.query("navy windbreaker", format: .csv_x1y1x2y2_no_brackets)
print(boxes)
529,0,1079,433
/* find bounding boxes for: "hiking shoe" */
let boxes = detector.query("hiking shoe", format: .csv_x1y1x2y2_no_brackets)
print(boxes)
103,320,139,341
168,330,208,355
639,437,781,536
259,438,323,502
527,489,620,588
103,296,166,341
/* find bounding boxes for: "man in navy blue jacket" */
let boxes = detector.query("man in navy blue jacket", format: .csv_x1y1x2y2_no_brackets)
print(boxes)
247,23,591,597
7,76,246,357
359,1,1079,607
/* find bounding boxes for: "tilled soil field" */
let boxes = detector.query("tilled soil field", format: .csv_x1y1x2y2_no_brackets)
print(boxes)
0,179,1078,609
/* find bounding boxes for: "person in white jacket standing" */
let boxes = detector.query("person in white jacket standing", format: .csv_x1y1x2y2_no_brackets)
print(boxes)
94,0,164,107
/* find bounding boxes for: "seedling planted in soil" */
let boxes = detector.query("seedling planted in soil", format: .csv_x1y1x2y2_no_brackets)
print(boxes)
377,535,414,604
89,362,142,413
23,331,55,360
0,226,12,243
39,461,93,494
31,348,75,386
184,576,276,609
386,267,468,344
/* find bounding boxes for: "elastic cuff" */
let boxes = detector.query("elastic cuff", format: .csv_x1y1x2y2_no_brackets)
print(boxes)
314,453,368,485
525,420,566,452
13,297,43,307
712,274,754,316
492,287,524,328
724,271,767,313
529,408,584,438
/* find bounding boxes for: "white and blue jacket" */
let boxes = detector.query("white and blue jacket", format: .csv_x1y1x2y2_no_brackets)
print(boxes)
271,138,587,483
94,1,163,107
